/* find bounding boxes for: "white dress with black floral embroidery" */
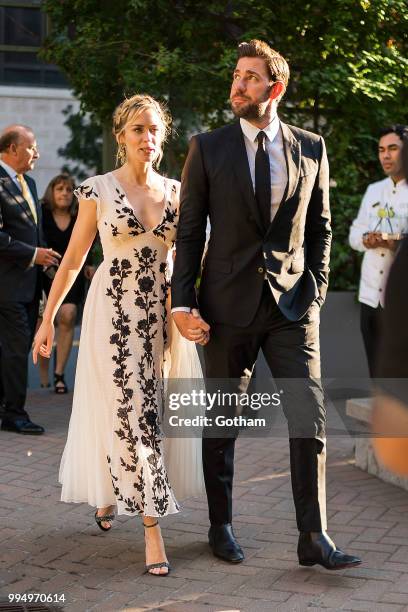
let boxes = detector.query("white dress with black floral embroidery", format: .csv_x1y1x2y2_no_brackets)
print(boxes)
59,172,182,517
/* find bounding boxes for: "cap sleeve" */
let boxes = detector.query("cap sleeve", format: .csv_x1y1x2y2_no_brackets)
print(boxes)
74,176,101,220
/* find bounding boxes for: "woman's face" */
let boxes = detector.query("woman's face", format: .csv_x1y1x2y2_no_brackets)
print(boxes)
53,181,74,211
120,108,164,166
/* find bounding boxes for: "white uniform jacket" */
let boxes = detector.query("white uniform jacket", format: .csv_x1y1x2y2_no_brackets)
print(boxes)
349,177,408,308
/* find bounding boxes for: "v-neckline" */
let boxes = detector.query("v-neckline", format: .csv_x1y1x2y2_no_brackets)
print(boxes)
51,211,73,233
108,171,168,233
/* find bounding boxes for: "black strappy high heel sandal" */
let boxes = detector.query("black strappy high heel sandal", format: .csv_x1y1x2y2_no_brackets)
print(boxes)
143,521,171,576
54,373,68,394
94,509,115,532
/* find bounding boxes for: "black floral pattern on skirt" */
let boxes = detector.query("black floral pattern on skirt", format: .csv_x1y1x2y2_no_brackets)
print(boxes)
133,245,174,515
106,257,146,514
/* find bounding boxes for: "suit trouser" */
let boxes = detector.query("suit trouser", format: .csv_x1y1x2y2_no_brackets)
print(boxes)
0,346,4,404
360,303,383,378
0,300,39,422
202,283,327,532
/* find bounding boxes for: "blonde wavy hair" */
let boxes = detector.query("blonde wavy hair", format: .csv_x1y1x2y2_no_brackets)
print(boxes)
112,94,172,167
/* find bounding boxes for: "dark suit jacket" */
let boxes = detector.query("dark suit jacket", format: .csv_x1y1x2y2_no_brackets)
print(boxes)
172,121,332,326
0,165,43,302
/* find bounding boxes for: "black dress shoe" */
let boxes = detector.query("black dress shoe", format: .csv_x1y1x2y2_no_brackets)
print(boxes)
208,523,244,563
298,531,362,570
1,418,45,435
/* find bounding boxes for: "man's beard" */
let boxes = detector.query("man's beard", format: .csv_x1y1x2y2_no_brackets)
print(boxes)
231,99,265,120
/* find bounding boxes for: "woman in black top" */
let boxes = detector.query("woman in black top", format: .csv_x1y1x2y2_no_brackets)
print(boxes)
39,174,95,393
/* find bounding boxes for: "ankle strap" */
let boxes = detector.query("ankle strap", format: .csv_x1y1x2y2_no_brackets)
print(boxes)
143,520,159,528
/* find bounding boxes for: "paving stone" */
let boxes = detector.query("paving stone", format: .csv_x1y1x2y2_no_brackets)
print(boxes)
1,392,408,611
341,601,404,611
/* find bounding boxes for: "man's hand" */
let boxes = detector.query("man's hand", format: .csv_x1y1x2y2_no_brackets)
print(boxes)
173,308,210,345
35,247,61,267
362,232,383,249
363,232,399,252
377,238,398,252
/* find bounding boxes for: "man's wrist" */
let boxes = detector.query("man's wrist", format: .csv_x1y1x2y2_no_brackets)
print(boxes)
172,307,191,313
28,247,37,268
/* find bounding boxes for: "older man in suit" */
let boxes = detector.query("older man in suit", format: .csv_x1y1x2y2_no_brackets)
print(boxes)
0,124,60,434
172,40,362,570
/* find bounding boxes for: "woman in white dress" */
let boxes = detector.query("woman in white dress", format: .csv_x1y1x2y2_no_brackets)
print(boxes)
33,94,206,576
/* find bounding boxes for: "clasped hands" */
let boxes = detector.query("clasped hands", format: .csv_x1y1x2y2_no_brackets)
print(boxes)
363,232,398,251
172,309,210,346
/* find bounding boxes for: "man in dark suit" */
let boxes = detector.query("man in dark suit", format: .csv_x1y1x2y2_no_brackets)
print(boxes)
172,40,361,570
0,124,60,434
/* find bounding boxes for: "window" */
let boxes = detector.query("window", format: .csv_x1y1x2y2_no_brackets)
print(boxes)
0,1,67,87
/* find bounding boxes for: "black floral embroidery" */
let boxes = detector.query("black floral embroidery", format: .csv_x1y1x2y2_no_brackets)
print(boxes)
75,183,98,200
106,257,145,514
111,223,121,237
113,187,145,236
134,247,158,385
153,206,178,244
132,245,175,514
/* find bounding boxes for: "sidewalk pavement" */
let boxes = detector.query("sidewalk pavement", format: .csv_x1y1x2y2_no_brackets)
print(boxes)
1,390,408,612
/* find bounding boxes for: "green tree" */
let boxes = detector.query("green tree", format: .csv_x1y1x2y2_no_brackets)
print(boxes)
42,0,408,289
58,105,103,181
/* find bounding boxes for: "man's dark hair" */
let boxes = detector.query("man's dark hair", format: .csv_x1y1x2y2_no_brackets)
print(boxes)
237,39,290,87
0,130,21,153
379,124,408,142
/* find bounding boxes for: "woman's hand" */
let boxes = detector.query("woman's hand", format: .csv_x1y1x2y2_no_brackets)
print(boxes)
32,320,55,364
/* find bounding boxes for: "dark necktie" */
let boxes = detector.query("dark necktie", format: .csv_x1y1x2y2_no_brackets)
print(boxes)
255,131,271,230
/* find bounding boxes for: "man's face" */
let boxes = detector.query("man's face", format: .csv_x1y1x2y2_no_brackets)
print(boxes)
230,57,274,120
378,132,403,179
12,130,39,174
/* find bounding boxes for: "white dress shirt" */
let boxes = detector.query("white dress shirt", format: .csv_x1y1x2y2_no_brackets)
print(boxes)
0,158,37,266
239,116,288,222
349,176,408,308
172,116,288,313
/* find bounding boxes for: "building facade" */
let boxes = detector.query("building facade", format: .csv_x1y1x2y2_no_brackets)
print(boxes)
0,0,79,195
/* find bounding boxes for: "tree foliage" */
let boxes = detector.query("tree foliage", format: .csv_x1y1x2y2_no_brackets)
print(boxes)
42,0,408,289
58,105,103,181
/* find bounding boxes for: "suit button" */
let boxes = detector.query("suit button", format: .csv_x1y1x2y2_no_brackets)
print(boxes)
379,288,382,292
381,253,385,257
257,267,264,274
380,270,383,274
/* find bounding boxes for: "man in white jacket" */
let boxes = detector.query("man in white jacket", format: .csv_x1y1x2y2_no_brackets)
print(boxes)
349,124,408,377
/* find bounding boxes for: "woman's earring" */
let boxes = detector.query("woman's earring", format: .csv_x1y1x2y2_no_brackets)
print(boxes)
118,144,126,165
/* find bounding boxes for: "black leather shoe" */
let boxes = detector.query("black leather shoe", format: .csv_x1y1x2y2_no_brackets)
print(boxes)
1,418,45,435
208,523,244,563
298,531,362,570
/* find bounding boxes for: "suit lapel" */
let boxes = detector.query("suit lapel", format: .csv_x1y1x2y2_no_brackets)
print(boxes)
226,122,265,235
280,122,301,202
0,166,37,226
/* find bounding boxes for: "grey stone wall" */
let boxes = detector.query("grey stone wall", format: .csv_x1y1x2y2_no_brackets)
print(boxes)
0,85,80,196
